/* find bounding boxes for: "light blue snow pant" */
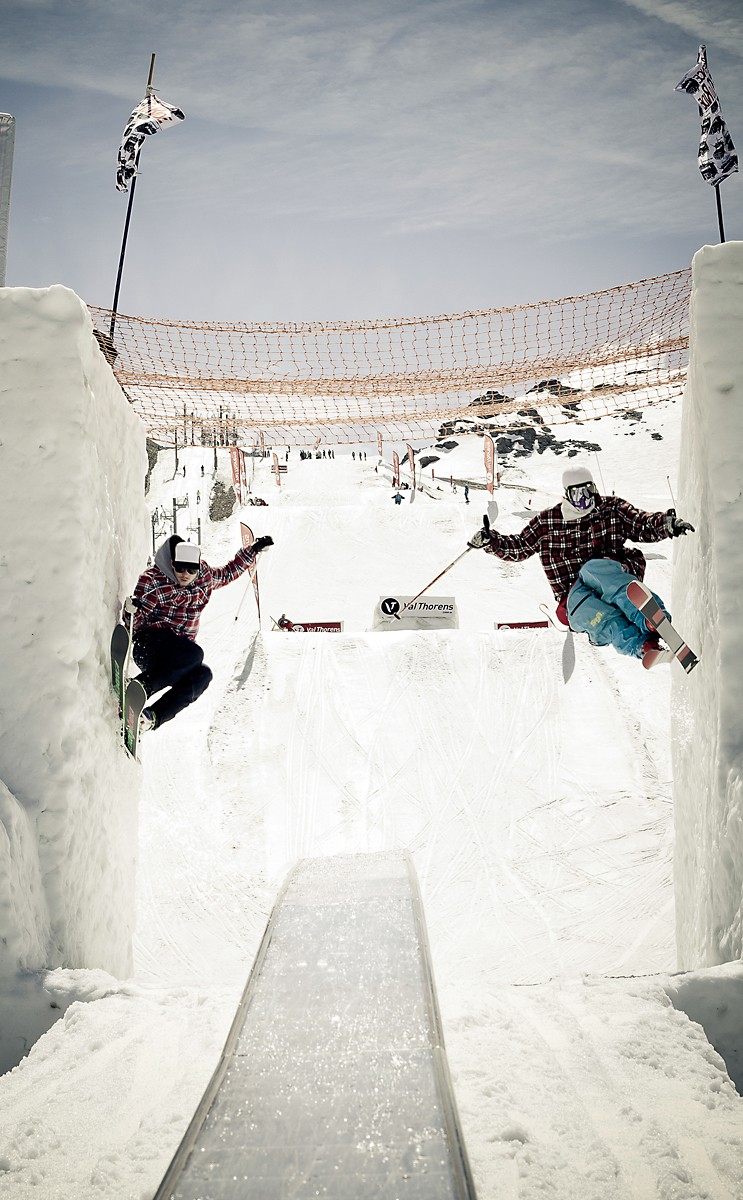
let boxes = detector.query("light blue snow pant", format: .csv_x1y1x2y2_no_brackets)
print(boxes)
566,558,670,660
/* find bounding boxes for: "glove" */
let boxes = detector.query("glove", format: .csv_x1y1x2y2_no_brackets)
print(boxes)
665,511,695,537
555,598,569,627
468,528,492,550
251,535,274,553
672,517,694,537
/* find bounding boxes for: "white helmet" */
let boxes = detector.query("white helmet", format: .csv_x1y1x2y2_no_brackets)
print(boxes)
562,465,598,513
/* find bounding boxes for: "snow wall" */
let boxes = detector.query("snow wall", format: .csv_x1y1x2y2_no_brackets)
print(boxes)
0,286,149,986
673,242,743,969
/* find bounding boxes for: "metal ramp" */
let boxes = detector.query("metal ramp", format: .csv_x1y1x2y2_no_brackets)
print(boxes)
154,851,477,1199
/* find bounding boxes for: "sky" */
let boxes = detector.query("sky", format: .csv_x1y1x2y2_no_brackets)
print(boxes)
1,0,742,323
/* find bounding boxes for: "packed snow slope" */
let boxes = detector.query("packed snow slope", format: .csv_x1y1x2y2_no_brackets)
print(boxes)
1,250,743,1199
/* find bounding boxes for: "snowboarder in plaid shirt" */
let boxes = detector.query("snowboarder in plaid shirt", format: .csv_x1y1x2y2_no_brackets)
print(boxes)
468,466,694,668
132,533,273,732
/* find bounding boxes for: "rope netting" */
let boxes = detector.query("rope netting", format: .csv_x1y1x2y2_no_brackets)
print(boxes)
88,268,691,444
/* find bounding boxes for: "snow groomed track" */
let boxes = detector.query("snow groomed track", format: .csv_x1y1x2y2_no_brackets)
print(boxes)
153,851,477,1199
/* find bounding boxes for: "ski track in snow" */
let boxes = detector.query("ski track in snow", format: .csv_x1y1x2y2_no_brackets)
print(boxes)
132,451,678,1001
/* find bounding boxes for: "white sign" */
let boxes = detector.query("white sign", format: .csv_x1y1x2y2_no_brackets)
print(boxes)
373,595,458,631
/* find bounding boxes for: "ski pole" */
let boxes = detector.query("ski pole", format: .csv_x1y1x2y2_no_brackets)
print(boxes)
235,571,261,626
594,452,606,495
235,577,253,623
394,547,472,619
394,513,490,619
666,475,677,508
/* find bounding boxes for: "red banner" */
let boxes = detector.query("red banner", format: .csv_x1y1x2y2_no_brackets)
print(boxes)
377,431,383,457
239,522,261,620
276,620,343,633
496,620,549,630
272,451,281,487
392,451,400,487
406,443,415,485
229,446,243,504
484,435,495,495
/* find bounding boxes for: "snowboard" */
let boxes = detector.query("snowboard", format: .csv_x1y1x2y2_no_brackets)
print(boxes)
123,679,148,760
626,579,699,674
110,621,130,718
110,598,141,755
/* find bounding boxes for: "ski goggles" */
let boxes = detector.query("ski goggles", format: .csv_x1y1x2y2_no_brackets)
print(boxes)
565,481,598,511
174,560,200,574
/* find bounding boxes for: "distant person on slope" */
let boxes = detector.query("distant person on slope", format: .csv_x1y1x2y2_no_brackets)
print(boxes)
467,465,694,668
131,533,273,732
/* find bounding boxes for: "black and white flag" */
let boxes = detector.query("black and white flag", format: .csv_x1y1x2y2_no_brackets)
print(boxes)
116,89,185,192
675,45,737,187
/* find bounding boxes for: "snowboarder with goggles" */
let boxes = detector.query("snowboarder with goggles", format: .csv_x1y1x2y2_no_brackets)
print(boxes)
131,532,273,732
468,466,694,669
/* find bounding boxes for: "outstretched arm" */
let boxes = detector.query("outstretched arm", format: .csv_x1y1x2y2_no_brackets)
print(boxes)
210,536,275,588
469,512,545,562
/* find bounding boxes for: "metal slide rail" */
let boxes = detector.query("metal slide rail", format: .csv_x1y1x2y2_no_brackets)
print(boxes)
153,851,477,1200
404,854,477,1200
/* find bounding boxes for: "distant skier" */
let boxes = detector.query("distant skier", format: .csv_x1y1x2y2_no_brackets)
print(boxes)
131,533,273,732
468,465,694,668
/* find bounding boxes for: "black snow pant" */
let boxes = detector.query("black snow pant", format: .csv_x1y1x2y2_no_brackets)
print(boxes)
132,627,213,728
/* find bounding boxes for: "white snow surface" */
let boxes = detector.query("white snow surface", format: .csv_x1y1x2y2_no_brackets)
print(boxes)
0,286,148,987
0,253,743,1198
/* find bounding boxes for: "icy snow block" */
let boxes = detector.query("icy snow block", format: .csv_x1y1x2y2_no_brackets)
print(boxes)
154,851,476,1199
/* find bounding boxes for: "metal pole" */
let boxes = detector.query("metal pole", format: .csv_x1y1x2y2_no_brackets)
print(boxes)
715,184,726,243
394,548,473,619
109,178,137,340
173,497,177,535
0,113,16,288
109,54,156,341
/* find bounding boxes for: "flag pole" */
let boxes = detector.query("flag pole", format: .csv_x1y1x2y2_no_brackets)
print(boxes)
715,184,726,243
110,53,156,341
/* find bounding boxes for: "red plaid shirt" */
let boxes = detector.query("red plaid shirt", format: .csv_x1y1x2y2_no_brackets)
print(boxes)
133,547,256,641
485,497,671,602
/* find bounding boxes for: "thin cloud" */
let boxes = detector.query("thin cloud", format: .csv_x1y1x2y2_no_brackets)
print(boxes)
618,0,743,60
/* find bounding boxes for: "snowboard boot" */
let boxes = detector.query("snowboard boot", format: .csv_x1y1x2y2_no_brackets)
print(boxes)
140,708,158,734
642,639,675,669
